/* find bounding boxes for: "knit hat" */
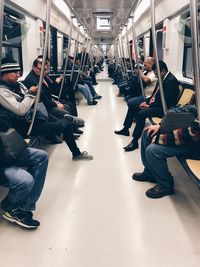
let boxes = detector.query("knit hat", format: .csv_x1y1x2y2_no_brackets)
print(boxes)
1,58,21,74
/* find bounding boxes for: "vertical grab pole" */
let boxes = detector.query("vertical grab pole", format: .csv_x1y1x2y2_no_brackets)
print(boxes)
132,16,145,98
0,0,4,73
90,41,94,70
116,37,121,65
72,36,87,91
58,16,73,100
151,0,167,114
27,0,51,136
118,34,126,75
115,38,119,64
85,37,92,72
70,25,80,82
125,24,134,73
190,0,200,123
120,32,128,75
81,36,89,72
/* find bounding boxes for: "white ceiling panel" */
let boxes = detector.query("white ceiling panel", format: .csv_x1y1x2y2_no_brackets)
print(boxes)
65,0,137,45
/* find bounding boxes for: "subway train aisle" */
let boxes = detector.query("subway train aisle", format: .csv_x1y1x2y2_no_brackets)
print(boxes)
0,68,200,267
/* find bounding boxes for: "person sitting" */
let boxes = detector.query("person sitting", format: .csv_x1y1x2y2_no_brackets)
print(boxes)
74,58,101,102
115,60,179,152
0,113,48,229
133,114,200,198
0,57,93,161
125,57,157,106
23,57,84,135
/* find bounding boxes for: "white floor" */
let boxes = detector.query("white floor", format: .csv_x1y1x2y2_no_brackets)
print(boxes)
1,67,200,267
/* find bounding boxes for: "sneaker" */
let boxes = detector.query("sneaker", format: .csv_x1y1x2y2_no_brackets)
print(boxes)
73,151,93,161
64,114,85,127
2,209,40,229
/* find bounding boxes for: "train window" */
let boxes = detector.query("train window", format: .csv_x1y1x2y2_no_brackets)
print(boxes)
3,9,25,71
2,46,21,63
182,15,200,79
138,38,144,62
50,26,58,73
62,35,69,64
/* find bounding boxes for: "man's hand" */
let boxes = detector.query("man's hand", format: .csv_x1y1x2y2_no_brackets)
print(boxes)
55,76,62,84
145,124,160,137
29,85,38,94
139,101,149,109
55,101,64,109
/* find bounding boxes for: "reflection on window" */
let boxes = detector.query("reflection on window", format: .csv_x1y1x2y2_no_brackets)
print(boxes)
3,9,24,71
2,46,20,62
3,13,29,44
183,47,194,79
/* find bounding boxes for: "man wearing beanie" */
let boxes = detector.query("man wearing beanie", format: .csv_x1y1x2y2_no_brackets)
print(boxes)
0,57,93,161
0,58,48,229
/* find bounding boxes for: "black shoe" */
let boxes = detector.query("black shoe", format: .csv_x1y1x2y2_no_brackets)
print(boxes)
93,83,99,85
114,128,129,136
146,184,174,199
73,134,81,140
94,95,102,100
73,129,84,135
2,209,40,229
132,172,156,183
124,141,138,151
88,100,98,105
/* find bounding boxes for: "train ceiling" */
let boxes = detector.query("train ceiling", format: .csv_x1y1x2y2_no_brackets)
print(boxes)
65,0,135,44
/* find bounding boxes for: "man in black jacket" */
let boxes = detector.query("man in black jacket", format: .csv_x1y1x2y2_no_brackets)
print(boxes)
0,57,93,161
115,61,179,151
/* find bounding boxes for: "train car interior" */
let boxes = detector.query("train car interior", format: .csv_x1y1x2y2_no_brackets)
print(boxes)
0,0,200,266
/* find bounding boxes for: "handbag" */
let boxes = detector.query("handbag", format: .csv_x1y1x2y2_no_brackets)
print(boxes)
0,128,28,167
160,105,197,133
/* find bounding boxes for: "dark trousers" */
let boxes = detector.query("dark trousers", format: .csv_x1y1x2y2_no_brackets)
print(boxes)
90,70,97,84
32,115,80,157
13,115,81,157
123,105,164,141
49,107,69,119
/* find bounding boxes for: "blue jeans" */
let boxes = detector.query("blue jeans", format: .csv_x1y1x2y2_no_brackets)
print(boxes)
127,95,145,107
141,130,197,190
82,79,98,97
77,83,93,103
0,148,48,211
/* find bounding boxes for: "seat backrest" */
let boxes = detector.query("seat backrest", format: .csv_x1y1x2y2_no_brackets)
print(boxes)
177,88,195,106
178,84,183,97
